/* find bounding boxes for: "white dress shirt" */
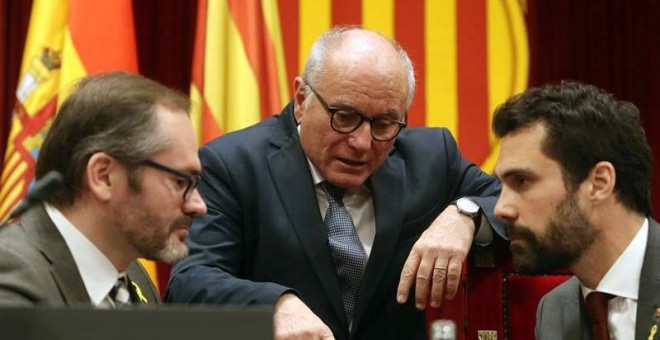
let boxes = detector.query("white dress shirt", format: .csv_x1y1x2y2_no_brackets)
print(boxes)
581,218,649,339
307,158,376,259
44,203,124,307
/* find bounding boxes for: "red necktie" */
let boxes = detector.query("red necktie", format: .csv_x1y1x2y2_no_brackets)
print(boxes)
585,292,614,340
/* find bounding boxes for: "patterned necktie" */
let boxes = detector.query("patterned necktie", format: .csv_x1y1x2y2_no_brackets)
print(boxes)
585,292,614,340
109,275,132,309
321,181,367,325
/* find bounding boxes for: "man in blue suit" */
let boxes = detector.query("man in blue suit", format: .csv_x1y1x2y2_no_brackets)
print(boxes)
167,27,503,339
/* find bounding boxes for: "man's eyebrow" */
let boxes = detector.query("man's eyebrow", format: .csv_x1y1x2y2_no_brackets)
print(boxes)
497,167,535,181
333,104,403,119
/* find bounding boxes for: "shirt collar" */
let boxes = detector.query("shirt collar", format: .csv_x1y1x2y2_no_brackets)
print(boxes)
44,203,121,306
297,125,325,186
581,218,648,300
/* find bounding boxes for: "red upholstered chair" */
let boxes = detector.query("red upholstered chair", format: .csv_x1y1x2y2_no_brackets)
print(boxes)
426,240,572,339
504,272,572,339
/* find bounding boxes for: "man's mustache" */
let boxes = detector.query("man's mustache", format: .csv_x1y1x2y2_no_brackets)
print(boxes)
504,222,537,240
172,216,193,229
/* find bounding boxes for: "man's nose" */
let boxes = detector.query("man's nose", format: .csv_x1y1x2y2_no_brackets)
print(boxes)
183,189,207,217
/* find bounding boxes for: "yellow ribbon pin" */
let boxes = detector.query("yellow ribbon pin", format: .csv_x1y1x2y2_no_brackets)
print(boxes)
131,282,149,304
649,307,660,340
649,325,657,340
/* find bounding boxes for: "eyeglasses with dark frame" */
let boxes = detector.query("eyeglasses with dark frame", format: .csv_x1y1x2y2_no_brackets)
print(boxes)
305,83,407,142
141,159,200,202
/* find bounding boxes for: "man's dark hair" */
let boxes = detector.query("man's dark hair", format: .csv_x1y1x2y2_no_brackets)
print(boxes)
492,81,653,215
36,72,190,206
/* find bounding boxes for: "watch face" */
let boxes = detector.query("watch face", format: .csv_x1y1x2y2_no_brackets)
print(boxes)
457,197,480,214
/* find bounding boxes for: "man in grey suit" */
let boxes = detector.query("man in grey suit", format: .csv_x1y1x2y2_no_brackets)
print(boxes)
492,81,659,339
0,72,207,307
167,27,503,339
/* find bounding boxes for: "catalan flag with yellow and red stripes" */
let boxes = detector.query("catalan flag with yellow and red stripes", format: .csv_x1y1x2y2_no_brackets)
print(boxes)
191,0,289,144
283,0,529,172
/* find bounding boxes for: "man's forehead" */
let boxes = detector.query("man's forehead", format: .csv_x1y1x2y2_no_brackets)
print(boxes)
495,125,547,174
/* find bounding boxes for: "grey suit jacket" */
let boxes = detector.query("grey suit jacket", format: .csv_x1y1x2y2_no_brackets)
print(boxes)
0,205,160,306
535,218,660,340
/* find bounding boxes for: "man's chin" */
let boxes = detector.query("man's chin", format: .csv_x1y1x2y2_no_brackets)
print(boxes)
513,261,545,275
153,237,189,264
327,173,368,189
510,248,545,275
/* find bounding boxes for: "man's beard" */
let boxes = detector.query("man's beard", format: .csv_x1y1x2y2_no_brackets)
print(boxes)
117,177,192,264
144,215,192,264
118,201,192,265
153,232,189,264
505,194,598,274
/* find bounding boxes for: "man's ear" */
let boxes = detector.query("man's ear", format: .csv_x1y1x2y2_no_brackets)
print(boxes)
293,76,306,124
588,161,616,203
85,152,118,202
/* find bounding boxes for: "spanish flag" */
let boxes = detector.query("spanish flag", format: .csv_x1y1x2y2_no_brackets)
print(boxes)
0,0,163,286
0,0,137,220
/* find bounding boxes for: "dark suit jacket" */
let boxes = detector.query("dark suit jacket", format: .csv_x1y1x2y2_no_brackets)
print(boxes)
0,205,160,306
535,219,660,340
166,102,503,339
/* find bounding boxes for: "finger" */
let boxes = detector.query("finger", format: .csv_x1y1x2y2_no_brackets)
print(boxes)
444,256,463,299
397,250,421,304
320,326,336,340
414,256,436,310
429,258,449,308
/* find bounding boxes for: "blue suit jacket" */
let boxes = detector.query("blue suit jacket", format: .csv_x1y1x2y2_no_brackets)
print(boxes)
167,102,503,339
535,219,660,340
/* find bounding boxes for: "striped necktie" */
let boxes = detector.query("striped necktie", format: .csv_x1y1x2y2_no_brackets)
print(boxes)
109,275,132,309
321,181,367,325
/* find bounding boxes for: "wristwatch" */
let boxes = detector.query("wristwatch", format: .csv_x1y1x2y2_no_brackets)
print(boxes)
452,197,482,234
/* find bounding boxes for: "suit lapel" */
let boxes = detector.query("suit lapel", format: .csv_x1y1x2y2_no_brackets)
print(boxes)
267,107,347,329
22,206,90,303
635,219,660,340
126,262,160,305
554,277,590,340
574,281,592,340
351,156,405,333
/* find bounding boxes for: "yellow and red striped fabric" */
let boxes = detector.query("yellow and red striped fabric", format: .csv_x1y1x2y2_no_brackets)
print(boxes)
191,0,289,145
276,0,528,172
190,0,528,170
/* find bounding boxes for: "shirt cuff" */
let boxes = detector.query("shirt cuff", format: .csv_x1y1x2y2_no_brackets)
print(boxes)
473,214,493,246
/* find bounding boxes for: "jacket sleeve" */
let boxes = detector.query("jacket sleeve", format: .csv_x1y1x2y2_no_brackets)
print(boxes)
438,128,504,239
165,144,293,306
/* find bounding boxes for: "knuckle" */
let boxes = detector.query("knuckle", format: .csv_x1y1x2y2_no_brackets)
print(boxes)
446,271,460,282
432,268,447,281
401,267,415,278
